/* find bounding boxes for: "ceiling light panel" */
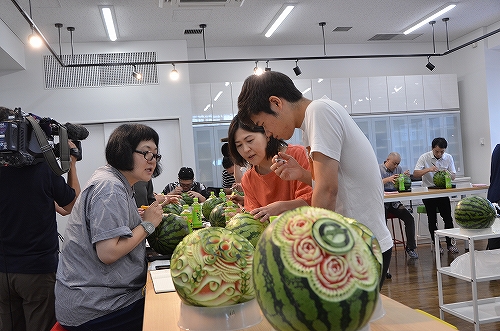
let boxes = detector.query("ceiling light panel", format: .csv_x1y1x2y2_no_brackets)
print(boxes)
264,3,296,38
99,5,118,41
403,3,456,35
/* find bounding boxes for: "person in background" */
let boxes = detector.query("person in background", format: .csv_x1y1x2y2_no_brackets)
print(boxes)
380,152,418,259
413,137,458,254
133,180,156,207
55,124,164,331
0,106,80,331
162,167,209,202
227,115,313,222
236,71,393,289
222,156,236,195
487,144,500,250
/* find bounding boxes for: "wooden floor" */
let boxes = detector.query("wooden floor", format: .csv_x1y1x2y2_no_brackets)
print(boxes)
380,239,500,331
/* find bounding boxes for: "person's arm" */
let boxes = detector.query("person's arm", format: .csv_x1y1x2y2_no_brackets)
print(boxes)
96,201,163,264
271,152,312,186
413,165,438,179
250,199,308,222
310,152,339,210
59,150,81,215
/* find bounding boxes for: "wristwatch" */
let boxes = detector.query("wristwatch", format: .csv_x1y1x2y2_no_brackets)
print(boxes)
140,221,155,236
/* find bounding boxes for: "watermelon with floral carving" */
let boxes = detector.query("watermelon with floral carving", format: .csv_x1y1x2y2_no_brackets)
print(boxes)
252,206,382,331
170,227,255,307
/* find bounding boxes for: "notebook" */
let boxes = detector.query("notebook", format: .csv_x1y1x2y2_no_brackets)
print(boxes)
150,269,176,293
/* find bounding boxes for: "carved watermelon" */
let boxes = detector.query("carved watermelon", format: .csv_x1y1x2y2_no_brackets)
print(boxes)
433,170,447,188
253,206,382,331
181,193,194,206
455,196,497,229
398,174,411,191
170,227,255,307
147,213,190,255
225,212,269,248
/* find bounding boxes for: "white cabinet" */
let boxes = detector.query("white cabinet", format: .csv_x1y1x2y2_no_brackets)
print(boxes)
231,81,243,115
353,117,391,164
368,76,389,113
423,75,443,110
191,83,213,122
440,74,460,109
350,77,371,114
331,77,352,113
293,79,313,99
387,76,407,112
405,75,425,111
211,82,234,122
435,223,500,331
311,78,332,99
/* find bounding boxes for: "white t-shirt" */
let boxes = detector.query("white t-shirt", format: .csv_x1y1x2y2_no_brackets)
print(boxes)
300,97,393,253
414,150,456,187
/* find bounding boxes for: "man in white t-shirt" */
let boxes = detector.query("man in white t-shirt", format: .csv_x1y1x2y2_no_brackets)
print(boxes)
414,137,458,254
237,71,393,288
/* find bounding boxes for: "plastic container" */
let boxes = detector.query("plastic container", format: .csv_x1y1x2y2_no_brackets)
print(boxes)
178,299,262,331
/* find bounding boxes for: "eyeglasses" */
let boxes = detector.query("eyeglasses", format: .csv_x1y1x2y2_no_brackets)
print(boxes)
134,150,162,162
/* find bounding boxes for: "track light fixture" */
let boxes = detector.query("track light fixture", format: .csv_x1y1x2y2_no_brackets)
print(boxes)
132,65,143,80
426,56,435,71
265,60,271,72
253,61,263,75
170,63,179,80
429,20,436,54
319,22,327,56
443,17,450,51
293,59,301,76
27,0,42,47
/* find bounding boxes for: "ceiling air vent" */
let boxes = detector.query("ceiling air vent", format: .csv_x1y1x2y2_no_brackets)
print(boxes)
332,27,352,32
184,28,203,35
159,0,244,8
368,33,422,41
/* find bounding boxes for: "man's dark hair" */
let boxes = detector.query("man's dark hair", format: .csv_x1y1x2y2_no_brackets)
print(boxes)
0,106,14,121
237,71,302,126
227,114,287,167
106,123,162,177
178,167,194,180
432,137,448,149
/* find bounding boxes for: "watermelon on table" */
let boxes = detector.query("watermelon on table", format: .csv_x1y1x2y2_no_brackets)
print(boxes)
162,202,183,215
455,196,497,229
170,227,255,307
147,213,190,255
202,193,223,220
208,202,227,228
398,174,411,191
433,170,447,188
181,193,194,206
225,212,269,248
253,206,382,331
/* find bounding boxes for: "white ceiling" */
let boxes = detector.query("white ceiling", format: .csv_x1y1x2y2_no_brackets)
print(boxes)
1,0,500,68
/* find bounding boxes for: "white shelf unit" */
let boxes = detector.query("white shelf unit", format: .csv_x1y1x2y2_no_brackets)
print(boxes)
435,221,500,330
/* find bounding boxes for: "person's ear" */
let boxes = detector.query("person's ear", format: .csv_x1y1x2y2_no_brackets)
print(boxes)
269,96,280,108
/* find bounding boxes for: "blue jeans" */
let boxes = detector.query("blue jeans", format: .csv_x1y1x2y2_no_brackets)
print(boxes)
61,298,145,331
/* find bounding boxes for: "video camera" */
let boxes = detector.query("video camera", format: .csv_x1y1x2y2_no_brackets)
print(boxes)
0,107,88,175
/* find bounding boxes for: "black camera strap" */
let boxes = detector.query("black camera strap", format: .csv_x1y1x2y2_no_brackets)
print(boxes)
25,115,70,175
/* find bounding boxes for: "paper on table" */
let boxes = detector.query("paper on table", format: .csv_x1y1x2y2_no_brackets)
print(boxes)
150,269,176,293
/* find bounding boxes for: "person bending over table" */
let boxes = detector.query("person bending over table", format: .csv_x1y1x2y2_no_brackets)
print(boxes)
380,152,418,259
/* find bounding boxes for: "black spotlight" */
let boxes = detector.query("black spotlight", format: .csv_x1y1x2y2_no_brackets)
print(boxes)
265,60,271,71
426,56,435,71
293,60,302,76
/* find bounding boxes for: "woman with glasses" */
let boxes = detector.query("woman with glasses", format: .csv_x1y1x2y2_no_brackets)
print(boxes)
54,123,167,331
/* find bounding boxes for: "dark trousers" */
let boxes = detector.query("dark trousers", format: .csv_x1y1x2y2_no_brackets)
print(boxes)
62,298,145,331
422,196,454,246
380,248,392,290
0,272,56,331
385,204,417,250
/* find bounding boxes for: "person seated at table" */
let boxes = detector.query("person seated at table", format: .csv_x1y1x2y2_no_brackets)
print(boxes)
414,137,458,255
162,167,209,202
487,144,500,250
380,152,418,259
226,115,312,222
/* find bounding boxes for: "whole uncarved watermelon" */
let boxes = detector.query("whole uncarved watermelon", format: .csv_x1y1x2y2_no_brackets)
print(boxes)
209,203,227,228
253,206,382,331
398,174,411,191
455,196,497,229
225,213,269,248
433,170,447,188
181,193,194,206
162,202,183,215
170,227,255,307
202,195,223,220
147,213,190,255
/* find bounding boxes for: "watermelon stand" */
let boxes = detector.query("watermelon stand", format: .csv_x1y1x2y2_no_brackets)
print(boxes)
178,299,262,331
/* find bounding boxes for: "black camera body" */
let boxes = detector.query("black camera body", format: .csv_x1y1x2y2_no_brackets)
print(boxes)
0,108,88,170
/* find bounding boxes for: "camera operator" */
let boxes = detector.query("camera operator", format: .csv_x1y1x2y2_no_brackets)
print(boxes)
0,106,81,331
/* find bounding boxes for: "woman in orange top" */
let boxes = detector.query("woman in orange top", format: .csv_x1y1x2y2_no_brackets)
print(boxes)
227,115,312,222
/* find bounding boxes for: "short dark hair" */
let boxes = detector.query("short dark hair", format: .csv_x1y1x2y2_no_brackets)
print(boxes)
222,156,233,169
178,167,194,180
237,71,302,126
221,143,229,157
227,114,287,167
432,137,448,149
0,106,14,121
106,123,162,177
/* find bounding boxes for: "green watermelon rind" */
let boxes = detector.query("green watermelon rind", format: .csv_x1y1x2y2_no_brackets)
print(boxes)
208,202,227,228
433,171,447,188
253,206,381,331
455,196,497,229
202,196,223,220
225,213,269,248
147,213,190,255
162,202,183,215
